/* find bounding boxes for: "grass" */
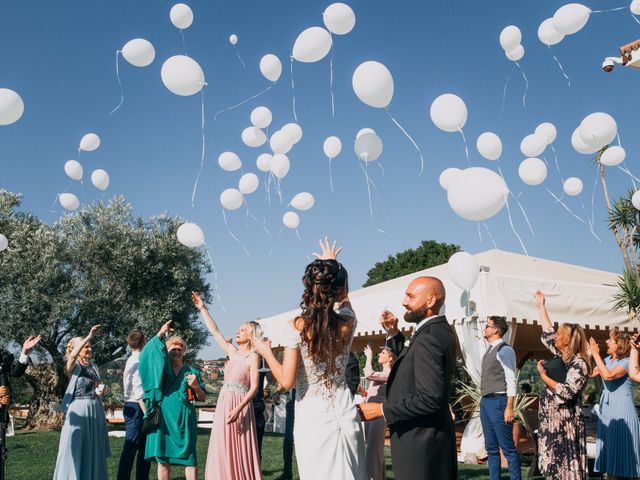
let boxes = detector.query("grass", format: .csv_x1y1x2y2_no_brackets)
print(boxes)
5,428,543,479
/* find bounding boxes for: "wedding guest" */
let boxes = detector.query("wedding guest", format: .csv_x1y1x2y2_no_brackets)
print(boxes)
141,321,206,480
380,310,405,357
535,291,590,480
117,330,151,480
0,335,41,419
629,333,640,382
362,344,395,480
588,329,640,478
192,292,263,480
54,325,110,480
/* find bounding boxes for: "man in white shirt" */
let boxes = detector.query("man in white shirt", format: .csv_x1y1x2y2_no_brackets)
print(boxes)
117,330,150,480
480,315,520,480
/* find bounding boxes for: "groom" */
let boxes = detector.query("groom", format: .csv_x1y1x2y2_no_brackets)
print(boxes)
359,276,458,479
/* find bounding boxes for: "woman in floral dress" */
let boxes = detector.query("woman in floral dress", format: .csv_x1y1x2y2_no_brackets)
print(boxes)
534,291,591,480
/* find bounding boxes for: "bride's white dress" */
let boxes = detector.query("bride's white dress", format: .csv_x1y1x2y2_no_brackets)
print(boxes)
285,306,367,480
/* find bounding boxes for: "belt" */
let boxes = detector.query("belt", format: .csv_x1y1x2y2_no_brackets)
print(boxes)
482,393,506,398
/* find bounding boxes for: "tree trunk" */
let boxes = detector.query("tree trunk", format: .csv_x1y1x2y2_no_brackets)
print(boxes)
22,357,67,430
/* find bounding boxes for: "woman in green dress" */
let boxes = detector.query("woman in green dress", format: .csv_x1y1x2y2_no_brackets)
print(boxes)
140,320,206,480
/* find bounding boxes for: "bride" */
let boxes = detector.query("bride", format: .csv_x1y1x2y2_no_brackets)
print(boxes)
252,238,366,480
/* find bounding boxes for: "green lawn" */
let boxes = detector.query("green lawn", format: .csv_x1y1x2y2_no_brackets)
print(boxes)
5,429,541,479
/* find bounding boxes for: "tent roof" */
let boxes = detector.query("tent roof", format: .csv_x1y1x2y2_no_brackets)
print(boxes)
258,249,631,347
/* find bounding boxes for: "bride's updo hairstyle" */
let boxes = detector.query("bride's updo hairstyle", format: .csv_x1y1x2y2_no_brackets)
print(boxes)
299,259,349,366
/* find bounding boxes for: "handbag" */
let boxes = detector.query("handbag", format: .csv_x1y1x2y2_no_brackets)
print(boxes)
141,405,162,434
543,356,567,383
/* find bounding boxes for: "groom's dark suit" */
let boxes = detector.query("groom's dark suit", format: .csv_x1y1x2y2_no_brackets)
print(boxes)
383,315,458,480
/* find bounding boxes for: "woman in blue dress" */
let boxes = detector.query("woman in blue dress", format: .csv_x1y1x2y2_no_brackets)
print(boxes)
588,329,640,479
53,325,110,480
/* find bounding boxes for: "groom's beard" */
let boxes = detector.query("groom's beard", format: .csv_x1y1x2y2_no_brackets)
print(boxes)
403,305,429,324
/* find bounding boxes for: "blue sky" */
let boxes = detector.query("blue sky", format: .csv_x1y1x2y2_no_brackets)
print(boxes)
1,0,639,359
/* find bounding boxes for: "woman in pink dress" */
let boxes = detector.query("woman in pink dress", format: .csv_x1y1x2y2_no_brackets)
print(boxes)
362,344,395,480
192,292,263,480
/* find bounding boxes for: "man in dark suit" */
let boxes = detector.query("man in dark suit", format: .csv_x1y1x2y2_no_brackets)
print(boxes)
381,310,405,357
359,277,458,480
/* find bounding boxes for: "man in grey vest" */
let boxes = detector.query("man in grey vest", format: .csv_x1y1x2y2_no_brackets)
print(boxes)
480,315,520,480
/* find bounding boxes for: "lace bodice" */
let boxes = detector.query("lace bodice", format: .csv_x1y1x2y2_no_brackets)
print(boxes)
285,306,356,402
73,363,100,400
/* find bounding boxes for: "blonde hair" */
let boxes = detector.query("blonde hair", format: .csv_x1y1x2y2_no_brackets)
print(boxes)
166,336,186,351
610,328,632,358
558,323,592,373
65,337,84,359
246,321,264,339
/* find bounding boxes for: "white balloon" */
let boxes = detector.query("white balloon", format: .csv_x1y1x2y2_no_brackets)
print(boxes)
270,130,293,155
242,127,267,148
579,112,617,149
571,127,600,155
161,55,205,96
218,151,242,171
356,128,375,139
476,132,502,161
239,173,259,194
220,188,243,211
430,94,468,132
538,18,565,46
600,146,626,166
499,25,522,52
282,123,303,144
0,89,24,126
553,3,591,35
323,3,356,35
80,133,100,152
292,27,333,63
250,106,272,129
0,234,7,252
177,222,204,247
64,160,83,181
260,54,282,82
518,158,548,186
505,44,525,62
535,122,557,144
59,193,80,211
520,133,547,157
447,167,508,221
352,61,394,108
283,211,300,229
270,154,290,179
354,133,383,162
439,168,462,191
447,252,480,290
323,136,342,158
290,192,315,211
632,0,640,15
563,177,583,196
229,34,238,45
256,153,272,172
121,38,155,67
91,169,110,190
632,190,640,210
170,3,193,30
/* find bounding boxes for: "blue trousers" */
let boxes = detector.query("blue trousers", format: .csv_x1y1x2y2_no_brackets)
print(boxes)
116,402,151,480
480,395,521,480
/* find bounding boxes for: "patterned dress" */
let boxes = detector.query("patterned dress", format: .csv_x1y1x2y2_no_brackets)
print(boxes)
537,331,589,480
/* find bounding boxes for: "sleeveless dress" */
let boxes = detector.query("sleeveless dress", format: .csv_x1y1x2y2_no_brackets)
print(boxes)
595,356,640,477
53,363,111,480
205,352,262,480
285,306,367,480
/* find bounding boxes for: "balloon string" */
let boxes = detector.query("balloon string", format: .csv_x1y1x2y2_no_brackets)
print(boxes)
49,180,74,212
203,242,226,312
234,46,246,68
358,160,375,218
179,30,188,56
482,221,498,249
244,205,273,238
222,210,251,258
509,191,535,235
591,166,598,227
515,61,528,108
268,228,283,257
504,196,528,255
294,228,301,241
110,50,124,115
631,12,640,25
477,222,482,242
328,158,335,193
550,145,564,184
580,202,603,242
214,84,273,120
591,6,627,13
290,57,298,122
546,187,585,223
330,47,335,118
618,164,639,190
377,160,385,178
546,45,571,87
457,127,471,166
385,109,424,175
499,64,516,117
191,90,206,207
